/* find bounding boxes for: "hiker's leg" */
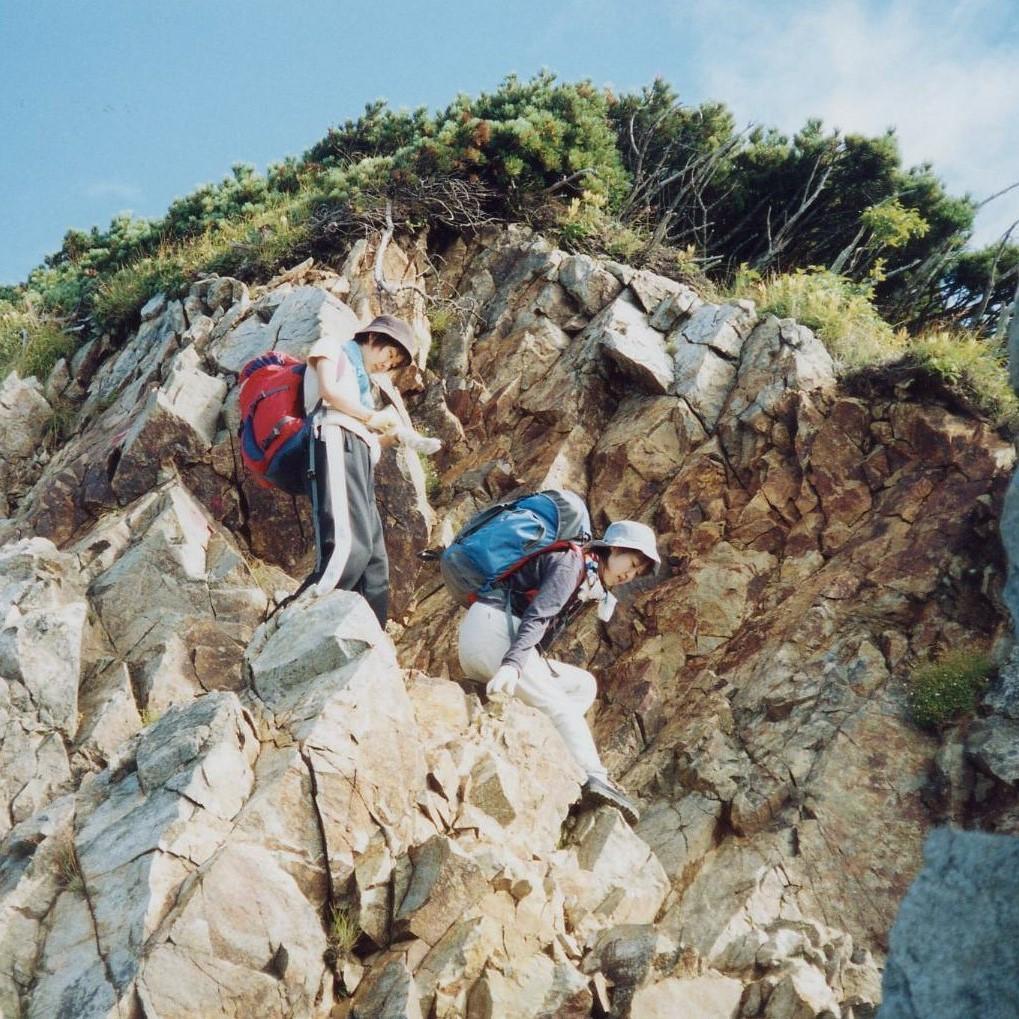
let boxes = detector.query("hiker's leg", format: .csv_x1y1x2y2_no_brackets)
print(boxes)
458,604,608,780
306,436,333,582
515,656,609,780
356,498,389,627
544,659,598,715
336,433,389,625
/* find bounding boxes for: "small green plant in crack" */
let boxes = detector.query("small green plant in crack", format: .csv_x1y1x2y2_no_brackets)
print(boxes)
139,707,162,728
417,450,441,502
326,905,362,963
54,835,85,894
907,643,993,729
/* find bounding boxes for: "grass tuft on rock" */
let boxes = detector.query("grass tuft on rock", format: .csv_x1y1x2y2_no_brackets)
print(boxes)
326,905,361,960
0,300,76,382
907,645,993,729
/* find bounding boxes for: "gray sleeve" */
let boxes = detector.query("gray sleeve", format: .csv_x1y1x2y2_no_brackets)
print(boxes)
501,550,583,673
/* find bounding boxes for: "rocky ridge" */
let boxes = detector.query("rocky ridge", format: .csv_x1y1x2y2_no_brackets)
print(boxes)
0,224,1017,1018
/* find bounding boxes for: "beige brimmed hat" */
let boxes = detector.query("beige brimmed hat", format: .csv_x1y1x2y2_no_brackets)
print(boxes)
588,520,661,570
355,314,418,363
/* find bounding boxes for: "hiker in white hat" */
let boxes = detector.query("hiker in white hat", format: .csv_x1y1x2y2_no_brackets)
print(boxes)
454,511,661,824
302,314,420,625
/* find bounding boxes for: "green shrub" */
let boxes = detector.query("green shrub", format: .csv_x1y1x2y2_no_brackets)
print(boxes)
907,645,993,729
0,299,76,382
733,267,906,370
906,329,1019,427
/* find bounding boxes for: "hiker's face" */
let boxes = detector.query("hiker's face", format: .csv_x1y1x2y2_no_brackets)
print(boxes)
364,336,405,374
600,548,647,588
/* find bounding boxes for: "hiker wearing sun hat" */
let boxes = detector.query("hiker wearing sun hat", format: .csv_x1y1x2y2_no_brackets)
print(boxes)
300,314,420,624
449,497,661,825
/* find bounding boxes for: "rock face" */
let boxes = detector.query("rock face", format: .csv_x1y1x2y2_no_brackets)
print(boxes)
0,227,1016,1017
879,828,1019,1018
0,373,53,516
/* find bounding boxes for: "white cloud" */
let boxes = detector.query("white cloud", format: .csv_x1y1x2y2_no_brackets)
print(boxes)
673,0,1019,246
82,180,143,203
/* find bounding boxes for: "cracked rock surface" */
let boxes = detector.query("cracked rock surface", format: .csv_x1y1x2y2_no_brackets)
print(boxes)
0,228,1015,1017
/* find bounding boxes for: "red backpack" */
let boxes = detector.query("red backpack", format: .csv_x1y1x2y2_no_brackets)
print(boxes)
237,352,311,494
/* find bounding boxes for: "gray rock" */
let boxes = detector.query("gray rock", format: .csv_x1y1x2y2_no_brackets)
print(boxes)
588,295,672,394
626,270,689,315
206,312,273,374
879,828,1019,1018
140,292,168,322
967,717,1019,785
1000,470,1019,632
110,346,226,503
0,372,53,508
649,286,704,331
349,958,423,1019
394,836,489,945
674,300,757,358
672,340,738,431
246,590,384,705
269,285,362,359
559,254,624,315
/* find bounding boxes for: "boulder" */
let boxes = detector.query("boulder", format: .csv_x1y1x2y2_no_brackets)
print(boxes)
559,254,624,315
588,295,673,394
393,836,489,946
269,286,362,359
110,346,227,504
555,808,669,943
88,484,266,713
880,828,1019,1018
0,372,53,513
629,973,742,1018
0,539,89,838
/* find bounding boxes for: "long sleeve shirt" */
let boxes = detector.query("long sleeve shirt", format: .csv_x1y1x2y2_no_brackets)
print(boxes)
477,547,587,673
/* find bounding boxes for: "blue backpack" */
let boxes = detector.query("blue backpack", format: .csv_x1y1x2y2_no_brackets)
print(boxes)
440,490,592,607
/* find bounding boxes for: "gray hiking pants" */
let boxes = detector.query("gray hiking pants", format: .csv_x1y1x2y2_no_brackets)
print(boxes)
308,429,389,626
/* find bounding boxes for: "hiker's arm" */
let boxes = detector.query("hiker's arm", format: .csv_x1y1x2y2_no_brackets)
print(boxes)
501,551,582,674
311,355,372,423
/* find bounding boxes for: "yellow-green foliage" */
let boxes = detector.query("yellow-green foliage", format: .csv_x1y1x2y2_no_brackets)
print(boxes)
426,304,456,342
0,300,76,382
907,645,993,729
556,191,647,262
54,835,85,893
908,329,1019,427
139,707,162,728
327,906,360,957
733,267,906,369
94,190,313,335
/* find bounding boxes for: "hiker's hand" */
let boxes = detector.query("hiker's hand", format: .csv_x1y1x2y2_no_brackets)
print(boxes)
487,665,519,698
377,431,399,449
366,409,397,433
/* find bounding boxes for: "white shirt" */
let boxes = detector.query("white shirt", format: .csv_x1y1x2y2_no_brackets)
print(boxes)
302,334,380,463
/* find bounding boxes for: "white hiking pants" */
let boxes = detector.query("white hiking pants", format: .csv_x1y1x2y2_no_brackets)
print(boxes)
457,602,608,781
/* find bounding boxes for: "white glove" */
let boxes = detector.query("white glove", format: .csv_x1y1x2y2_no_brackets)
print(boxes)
486,664,519,698
395,428,442,455
366,408,399,432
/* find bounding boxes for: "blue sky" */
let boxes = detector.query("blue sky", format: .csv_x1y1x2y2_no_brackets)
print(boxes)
3,0,1017,284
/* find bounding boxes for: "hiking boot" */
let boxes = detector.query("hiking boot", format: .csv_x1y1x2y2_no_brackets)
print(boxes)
581,776,640,825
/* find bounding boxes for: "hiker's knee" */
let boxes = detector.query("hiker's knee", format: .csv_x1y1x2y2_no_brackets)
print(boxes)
458,603,510,680
547,660,597,710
